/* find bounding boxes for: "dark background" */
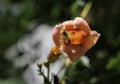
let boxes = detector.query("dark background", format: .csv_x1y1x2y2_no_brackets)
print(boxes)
0,0,120,84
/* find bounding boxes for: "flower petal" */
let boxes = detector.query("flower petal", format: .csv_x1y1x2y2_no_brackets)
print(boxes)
61,30,100,61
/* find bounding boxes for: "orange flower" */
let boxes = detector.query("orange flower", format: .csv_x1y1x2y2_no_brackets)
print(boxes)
52,17,100,61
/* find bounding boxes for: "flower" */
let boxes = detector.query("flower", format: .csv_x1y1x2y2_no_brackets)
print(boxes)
52,17,100,61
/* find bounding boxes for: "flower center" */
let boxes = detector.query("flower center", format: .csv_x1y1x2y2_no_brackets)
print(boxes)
61,29,87,45
68,30,87,44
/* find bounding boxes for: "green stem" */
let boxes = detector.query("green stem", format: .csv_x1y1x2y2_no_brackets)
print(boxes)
47,63,50,83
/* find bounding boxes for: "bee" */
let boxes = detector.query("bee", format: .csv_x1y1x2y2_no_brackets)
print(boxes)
61,30,71,45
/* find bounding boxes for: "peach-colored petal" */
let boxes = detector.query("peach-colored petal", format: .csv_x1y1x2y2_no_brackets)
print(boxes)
73,17,91,34
83,30,100,50
52,24,63,47
61,31,100,61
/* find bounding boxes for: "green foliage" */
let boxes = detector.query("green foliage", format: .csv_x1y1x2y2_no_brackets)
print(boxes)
0,0,34,79
106,52,120,72
0,78,24,84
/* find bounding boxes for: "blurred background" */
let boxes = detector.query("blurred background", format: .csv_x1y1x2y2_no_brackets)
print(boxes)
0,0,120,84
